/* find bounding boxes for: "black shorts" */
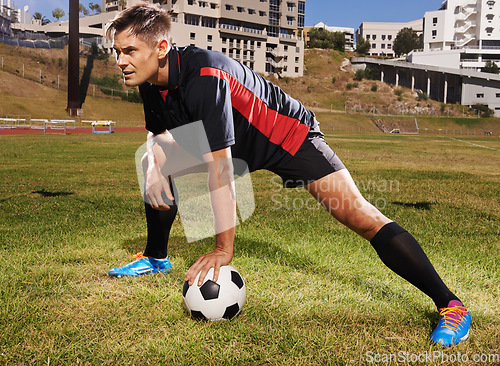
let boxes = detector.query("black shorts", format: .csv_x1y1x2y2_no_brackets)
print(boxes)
269,133,345,188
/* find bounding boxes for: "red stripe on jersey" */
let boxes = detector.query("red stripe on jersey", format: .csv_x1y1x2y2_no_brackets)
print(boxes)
200,67,308,156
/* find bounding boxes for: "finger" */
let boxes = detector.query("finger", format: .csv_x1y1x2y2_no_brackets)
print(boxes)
212,263,221,283
197,267,209,287
163,181,175,201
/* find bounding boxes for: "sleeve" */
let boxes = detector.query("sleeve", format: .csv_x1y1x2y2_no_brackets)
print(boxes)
183,73,235,152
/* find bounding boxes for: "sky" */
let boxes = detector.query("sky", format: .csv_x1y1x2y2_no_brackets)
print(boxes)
20,0,444,29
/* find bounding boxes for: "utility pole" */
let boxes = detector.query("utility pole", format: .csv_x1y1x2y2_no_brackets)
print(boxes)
66,0,81,116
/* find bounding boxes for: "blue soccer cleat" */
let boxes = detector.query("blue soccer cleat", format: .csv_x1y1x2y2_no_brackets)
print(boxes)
108,252,171,278
430,300,471,346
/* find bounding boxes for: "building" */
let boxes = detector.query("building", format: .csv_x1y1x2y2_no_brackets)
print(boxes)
304,22,355,51
12,0,306,77
158,0,306,77
407,0,500,71
352,56,500,117
356,19,423,57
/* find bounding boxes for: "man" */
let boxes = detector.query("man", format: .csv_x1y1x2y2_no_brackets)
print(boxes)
105,3,470,346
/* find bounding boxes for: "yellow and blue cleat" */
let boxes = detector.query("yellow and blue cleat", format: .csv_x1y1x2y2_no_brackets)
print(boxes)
430,300,471,346
108,252,171,278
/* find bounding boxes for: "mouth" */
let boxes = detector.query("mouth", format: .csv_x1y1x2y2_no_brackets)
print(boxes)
122,71,134,79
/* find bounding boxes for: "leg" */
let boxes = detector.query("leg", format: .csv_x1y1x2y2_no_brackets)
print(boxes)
305,169,459,309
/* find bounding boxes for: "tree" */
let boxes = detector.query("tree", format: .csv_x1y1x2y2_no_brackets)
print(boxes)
33,12,50,25
392,27,423,57
52,8,65,21
308,28,345,52
79,3,89,16
355,37,371,55
89,2,102,14
482,60,499,74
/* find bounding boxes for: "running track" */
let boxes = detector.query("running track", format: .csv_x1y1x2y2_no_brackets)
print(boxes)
0,126,147,136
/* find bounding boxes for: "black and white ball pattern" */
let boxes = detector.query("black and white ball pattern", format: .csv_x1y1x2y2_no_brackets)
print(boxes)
183,265,246,321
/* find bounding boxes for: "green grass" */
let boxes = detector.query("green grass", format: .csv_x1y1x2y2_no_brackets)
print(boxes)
0,132,499,365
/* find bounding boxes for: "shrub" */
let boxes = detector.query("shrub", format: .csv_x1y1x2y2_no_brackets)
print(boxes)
371,84,378,92
331,76,336,84
417,92,429,101
394,89,403,97
354,69,364,81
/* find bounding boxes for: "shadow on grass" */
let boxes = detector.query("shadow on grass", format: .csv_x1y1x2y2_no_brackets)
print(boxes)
391,201,435,210
32,189,74,198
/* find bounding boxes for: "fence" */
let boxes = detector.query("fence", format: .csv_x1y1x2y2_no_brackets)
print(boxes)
0,57,141,103
0,34,67,49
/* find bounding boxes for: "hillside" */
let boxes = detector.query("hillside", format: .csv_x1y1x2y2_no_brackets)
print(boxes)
0,42,498,131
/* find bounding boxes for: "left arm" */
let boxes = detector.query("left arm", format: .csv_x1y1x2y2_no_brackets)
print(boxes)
185,147,236,286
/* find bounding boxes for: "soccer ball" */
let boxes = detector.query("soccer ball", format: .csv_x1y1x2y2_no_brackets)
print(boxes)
182,265,246,321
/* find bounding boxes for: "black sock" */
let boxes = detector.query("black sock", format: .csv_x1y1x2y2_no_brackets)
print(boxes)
143,202,177,259
370,222,460,309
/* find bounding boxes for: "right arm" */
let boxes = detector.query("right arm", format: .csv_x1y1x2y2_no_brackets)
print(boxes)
145,131,174,210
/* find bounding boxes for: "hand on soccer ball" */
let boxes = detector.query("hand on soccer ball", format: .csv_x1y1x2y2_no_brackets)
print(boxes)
185,249,233,286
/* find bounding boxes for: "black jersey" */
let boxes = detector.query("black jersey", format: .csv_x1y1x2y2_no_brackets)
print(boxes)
139,46,317,172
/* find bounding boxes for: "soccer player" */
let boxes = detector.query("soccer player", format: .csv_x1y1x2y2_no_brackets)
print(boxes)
105,3,470,346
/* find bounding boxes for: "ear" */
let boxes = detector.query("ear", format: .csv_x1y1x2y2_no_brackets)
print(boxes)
158,39,170,59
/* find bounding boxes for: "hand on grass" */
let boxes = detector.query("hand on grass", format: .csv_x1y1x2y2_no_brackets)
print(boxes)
185,249,233,286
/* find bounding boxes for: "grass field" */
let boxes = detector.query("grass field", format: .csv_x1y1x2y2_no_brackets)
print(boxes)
0,131,499,365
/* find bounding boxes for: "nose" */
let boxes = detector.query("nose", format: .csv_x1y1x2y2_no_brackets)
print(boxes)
116,53,128,68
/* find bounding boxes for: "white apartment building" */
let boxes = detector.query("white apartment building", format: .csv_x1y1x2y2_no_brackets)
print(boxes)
408,0,500,71
307,22,355,51
356,19,423,57
102,0,306,77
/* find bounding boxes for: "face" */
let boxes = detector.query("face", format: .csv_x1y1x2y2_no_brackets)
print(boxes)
113,28,168,87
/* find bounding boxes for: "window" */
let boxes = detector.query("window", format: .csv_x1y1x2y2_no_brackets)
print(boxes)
284,56,288,62
210,2,216,9
295,67,299,73
248,9,256,14
433,17,438,25
259,11,266,16
298,1,305,14
207,35,212,42
486,27,494,34
382,35,386,40
366,34,370,39
287,2,294,11
199,1,206,7
486,0,495,7
486,14,494,22
287,16,294,26
388,35,392,40
381,44,385,49
477,93,485,98
372,35,376,40
222,48,227,54
185,14,199,25
237,6,244,12
295,56,299,63
202,17,216,28
296,46,300,53
257,42,261,48
225,4,233,10
222,37,227,43
387,44,392,49
372,43,376,48
207,46,212,50
496,93,500,98
432,30,437,37
187,0,193,5
190,32,196,40
298,14,304,27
